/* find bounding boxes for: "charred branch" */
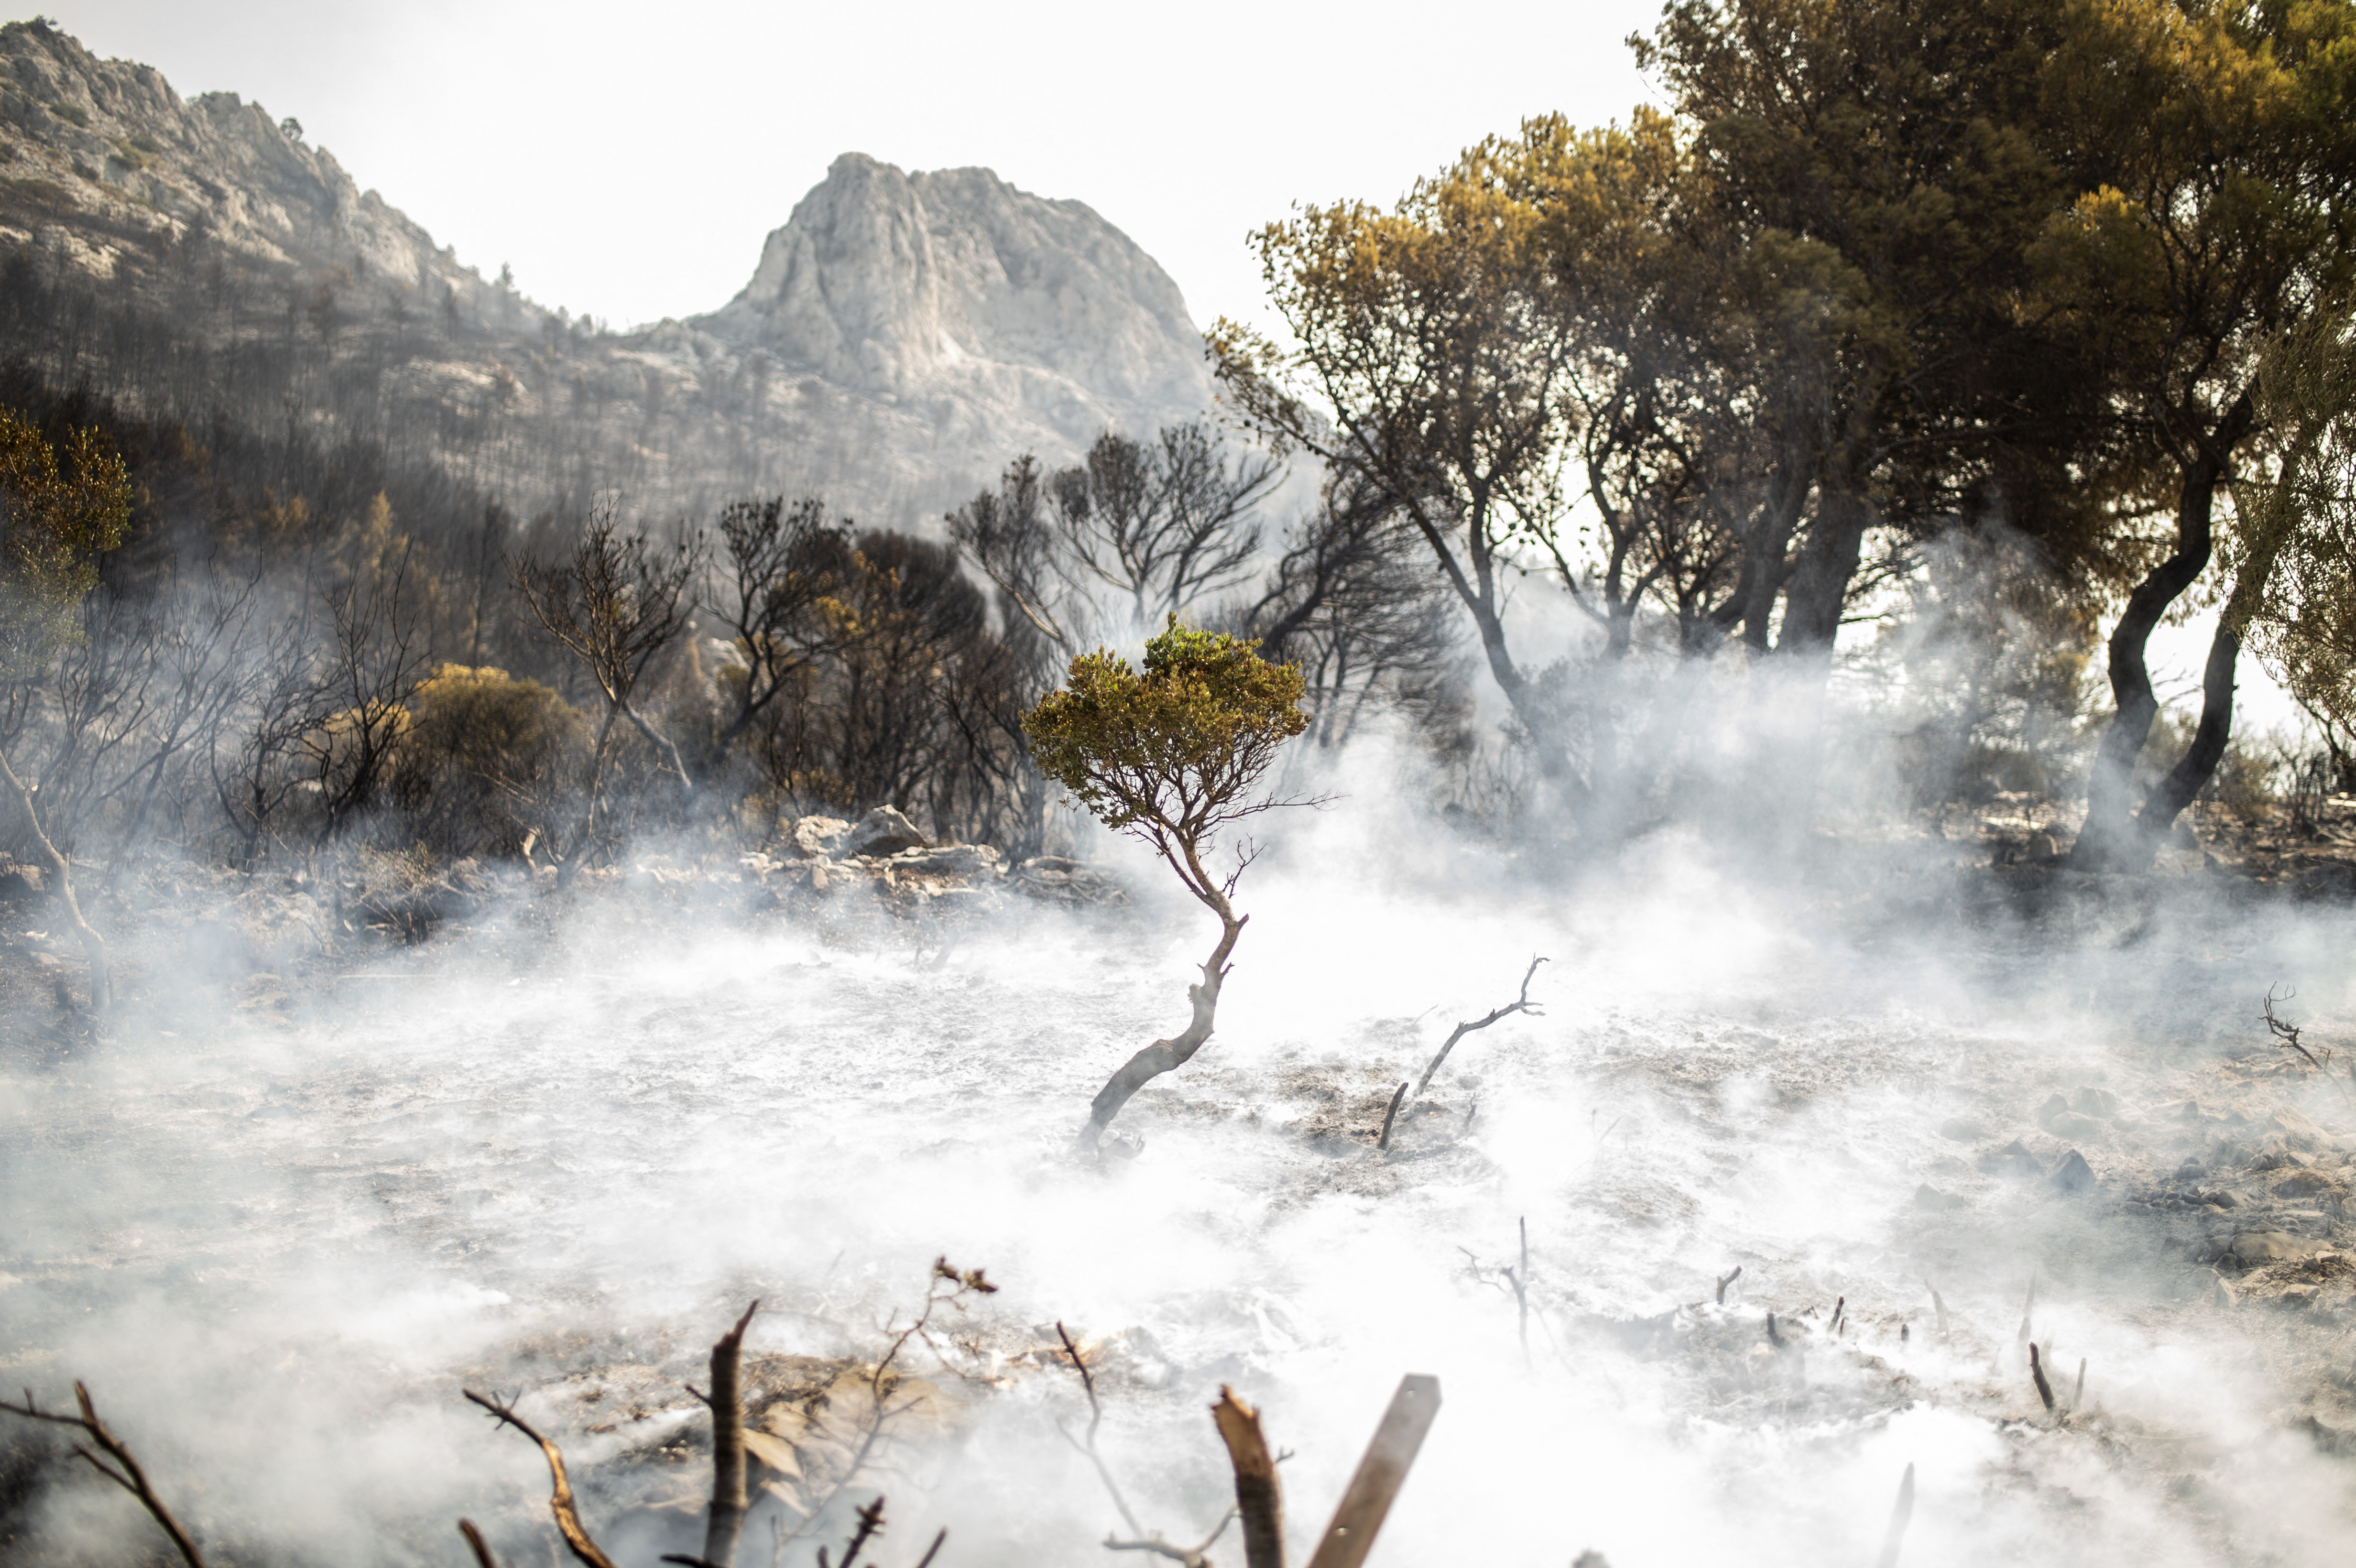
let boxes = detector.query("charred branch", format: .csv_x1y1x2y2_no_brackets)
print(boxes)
1376,1081,1408,1151
1211,1386,1285,1568
2029,1342,2056,1413
700,1299,760,1568
0,1382,206,1568
460,1520,501,1568
461,1389,621,1568
1412,957,1547,1097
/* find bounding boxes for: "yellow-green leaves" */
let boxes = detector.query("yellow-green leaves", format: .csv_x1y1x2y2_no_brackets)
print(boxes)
1023,621,1307,857
0,408,129,681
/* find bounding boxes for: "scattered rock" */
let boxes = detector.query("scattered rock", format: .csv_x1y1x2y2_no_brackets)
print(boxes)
2276,1167,2345,1200
2038,1095,2106,1139
2069,1086,2121,1119
889,844,1003,879
1914,1184,1969,1212
2232,1231,2328,1266
843,806,927,858
2047,1149,2096,1195
1978,1139,2046,1179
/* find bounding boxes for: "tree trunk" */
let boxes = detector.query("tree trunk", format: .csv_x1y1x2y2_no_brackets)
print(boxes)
0,746,106,1010
559,706,623,888
1081,912,1244,1148
2127,618,2240,862
2072,437,2237,869
1737,472,1811,655
1776,485,1869,658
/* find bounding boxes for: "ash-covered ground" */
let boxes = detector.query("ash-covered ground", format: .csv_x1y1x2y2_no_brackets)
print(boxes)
3,802,2355,1568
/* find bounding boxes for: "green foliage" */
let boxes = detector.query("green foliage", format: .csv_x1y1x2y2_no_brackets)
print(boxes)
394,664,587,855
2234,301,2356,733
1024,620,1307,869
44,101,85,128
0,407,128,680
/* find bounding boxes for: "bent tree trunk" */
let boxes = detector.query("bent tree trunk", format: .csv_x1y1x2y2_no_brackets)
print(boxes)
0,747,107,1010
2131,619,2241,858
1082,909,1245,1149
2073,421,2245,870
1775,482,1872,659
2101,479,2295,871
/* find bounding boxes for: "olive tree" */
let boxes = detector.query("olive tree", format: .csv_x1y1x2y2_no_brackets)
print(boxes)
1024,620,1309,1150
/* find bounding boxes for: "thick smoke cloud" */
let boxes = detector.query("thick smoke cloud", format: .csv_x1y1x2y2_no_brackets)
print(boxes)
6,718,2354,1566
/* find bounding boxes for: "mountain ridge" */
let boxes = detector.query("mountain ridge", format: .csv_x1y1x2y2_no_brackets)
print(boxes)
0,21,1216,527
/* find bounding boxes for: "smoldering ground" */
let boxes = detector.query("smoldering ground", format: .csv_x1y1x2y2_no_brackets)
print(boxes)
4,740,2356,1568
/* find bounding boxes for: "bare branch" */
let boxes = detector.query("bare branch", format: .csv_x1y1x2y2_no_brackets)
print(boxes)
1376,1081,1408,1151
1052,1321,1143,1538
1414,957,1548,1097
460,1519,501,1568
702,1299,761,1568
0,1383,206,1568
462,1390,620,1568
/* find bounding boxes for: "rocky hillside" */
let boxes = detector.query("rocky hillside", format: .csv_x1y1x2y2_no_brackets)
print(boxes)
0,21,1215,526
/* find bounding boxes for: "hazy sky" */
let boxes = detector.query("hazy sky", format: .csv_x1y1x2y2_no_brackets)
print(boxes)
52,0,1661,334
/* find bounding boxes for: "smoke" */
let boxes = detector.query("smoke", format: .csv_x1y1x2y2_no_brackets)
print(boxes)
5,697,2355,1567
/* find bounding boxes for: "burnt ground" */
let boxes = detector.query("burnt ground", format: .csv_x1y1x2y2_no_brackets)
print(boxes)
3,802,2356,1563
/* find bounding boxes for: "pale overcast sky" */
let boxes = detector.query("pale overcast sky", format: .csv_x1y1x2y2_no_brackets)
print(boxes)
49,0,1661,333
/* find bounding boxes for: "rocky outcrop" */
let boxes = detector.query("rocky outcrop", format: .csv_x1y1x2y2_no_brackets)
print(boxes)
695,153,1211,451
747,810,1124,913
0,22,531,326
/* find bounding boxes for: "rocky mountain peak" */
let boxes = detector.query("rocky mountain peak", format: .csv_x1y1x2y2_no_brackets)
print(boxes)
696,152,1211,447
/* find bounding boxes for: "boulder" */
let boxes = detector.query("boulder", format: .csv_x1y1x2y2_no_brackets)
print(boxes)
2047,1149,2097,1195
1913,1184,1969,1212
1938,1117,1988,1142
889,843,1003,879
788,816,851,858
844,806,927,858
2231,1230,2327,1266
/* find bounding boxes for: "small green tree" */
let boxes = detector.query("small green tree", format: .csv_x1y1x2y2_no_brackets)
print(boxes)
1025,619,1309,1149
0,407,131,1007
